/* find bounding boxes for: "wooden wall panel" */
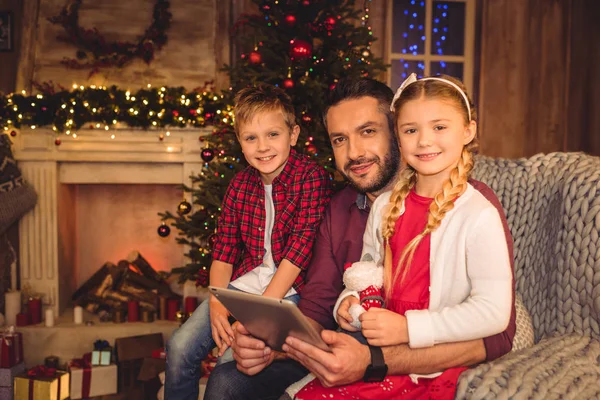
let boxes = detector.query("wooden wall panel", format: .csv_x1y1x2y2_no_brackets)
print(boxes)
18,0,221,91
478,0,571,158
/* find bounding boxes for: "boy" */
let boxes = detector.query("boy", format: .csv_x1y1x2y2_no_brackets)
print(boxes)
165,84,333,400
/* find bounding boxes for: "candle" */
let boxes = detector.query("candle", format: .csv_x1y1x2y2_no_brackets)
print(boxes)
167,298,180,321
45,308,55,327
5,291,21,327
127,300,140,322
28,297,42,324
184,297,198,314
74,306,83,324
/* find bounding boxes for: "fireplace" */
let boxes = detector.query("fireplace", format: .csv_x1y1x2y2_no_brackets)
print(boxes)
11,127,210,315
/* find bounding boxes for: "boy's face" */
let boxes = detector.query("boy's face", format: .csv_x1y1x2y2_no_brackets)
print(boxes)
238,110,299,184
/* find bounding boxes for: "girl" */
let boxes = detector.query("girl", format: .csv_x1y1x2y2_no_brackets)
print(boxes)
296,73,513,399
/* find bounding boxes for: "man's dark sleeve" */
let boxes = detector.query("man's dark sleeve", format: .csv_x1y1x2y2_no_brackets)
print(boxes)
472,180,517,362
298,207,345,330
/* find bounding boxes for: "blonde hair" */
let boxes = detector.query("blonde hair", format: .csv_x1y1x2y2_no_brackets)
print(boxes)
233,84,297,135
382,75,479,299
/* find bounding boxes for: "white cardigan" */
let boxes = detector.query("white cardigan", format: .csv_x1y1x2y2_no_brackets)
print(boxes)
334,184,512,349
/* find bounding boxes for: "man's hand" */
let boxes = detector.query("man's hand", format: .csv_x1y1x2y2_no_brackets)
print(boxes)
360,308,408,346
283,330,370,388
336,296,360,332
209,296,234,356
232,323,284,375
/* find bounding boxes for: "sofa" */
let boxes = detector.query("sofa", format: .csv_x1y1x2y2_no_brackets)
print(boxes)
284,152,600,399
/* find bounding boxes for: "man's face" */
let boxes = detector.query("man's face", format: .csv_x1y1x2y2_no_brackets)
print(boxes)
326,97,399,196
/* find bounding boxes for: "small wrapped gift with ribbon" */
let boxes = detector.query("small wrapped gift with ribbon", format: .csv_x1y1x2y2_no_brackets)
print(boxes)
91,340,112,366
0,326,24,368
0,361,25,400
14,365,69,400
68,353,117,399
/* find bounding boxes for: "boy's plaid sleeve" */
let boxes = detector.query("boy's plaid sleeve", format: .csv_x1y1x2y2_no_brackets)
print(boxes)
212,180,242,264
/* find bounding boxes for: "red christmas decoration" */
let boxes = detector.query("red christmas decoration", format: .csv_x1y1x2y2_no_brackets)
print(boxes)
290,40,312,60
307,144,317,154
324,16,336,30
283,78,295,89
329,83,337,91
302,115,312,123
285,15,296,26
54,138,61,146
10,130,17,137
249,51,262,64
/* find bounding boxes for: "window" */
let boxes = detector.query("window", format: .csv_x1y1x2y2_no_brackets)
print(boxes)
387,0,475,92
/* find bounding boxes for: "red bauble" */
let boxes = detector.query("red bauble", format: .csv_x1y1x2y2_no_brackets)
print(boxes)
302,115,312,123
324,16,336,30
201,148,216,162
302,0,310,5
290,40,312,60
157,223,171,238
249,51,262,64
283,79,294,89
10,130,17,137
208,233,218,249
172,110,180,117
54,138,61,146
307,144,318,154
285,15,296,26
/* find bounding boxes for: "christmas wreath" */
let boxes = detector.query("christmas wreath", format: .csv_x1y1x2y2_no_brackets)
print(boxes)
48,0,172,74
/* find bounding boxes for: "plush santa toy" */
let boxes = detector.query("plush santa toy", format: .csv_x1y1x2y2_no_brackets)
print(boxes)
342,255,385,330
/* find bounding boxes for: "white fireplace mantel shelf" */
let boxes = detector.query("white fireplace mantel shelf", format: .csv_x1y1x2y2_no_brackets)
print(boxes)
11,127,212,315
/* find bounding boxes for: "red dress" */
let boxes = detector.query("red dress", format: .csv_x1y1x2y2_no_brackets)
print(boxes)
296,190,466,400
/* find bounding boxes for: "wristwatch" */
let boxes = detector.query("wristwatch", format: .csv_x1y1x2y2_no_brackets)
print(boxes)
363,345,388,382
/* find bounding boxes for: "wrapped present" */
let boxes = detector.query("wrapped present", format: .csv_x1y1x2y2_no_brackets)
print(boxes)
0,327,24,368
69,356,117,399
14,366,69,400
91,340,112,366
115,333,163,392
151,348,166,359
138,357,166,399
0,362,25,400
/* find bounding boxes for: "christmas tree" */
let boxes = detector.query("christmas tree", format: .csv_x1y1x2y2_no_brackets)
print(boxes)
161,0,386,285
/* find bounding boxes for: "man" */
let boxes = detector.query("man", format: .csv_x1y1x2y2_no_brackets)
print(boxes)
204,78,516,399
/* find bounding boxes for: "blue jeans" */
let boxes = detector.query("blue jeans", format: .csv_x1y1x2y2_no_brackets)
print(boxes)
165,287,300,400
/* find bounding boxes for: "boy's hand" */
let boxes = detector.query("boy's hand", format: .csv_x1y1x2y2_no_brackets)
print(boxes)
336,296,360,332
209,295,235,355
360,308,408,346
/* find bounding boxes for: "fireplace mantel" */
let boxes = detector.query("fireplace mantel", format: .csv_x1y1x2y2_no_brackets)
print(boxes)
11,127,212,315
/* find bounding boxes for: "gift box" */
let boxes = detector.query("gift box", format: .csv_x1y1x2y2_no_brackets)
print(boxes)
69,357,117,399
14,366,69,400
91,340,112,366
138,357,166,399
114,333,164,392
0,362,25,400
0,327,24,368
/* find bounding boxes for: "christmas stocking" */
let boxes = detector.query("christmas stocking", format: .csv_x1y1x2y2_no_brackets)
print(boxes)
0,134,37,235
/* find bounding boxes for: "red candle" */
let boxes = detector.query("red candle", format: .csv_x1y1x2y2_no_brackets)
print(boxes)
28,297,42,324
16,312,29,326
127,300,140,322
184,297,198,314
167,299,180,321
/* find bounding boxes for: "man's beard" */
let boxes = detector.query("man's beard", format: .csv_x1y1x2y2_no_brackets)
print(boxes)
340,144,400,194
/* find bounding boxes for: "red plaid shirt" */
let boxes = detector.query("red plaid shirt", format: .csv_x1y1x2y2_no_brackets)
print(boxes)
212,149,333,292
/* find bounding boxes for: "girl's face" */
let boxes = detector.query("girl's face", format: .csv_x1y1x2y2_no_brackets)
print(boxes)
396,97,476,194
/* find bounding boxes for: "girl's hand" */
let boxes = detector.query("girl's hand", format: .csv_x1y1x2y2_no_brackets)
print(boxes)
360,308,409,346
336,296,360,332
209,295,235,356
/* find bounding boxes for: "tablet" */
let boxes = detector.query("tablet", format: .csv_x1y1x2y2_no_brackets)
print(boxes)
209,286,331,353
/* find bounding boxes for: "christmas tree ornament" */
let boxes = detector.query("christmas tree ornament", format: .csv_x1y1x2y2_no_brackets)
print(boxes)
284,15,296,26
324,16,336,30
302,115,312,124
157,223,171,237
55,138,61,146
329,83,337,90
201,148,216,162
307,144,318,155
283,79,295,89
249,51,262,64
208,233,218,249
362,49,371,58
290,39,312,60
10,130,17,137
177,200,192,215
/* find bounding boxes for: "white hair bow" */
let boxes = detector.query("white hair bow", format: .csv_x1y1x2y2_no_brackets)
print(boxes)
390,73,418,112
